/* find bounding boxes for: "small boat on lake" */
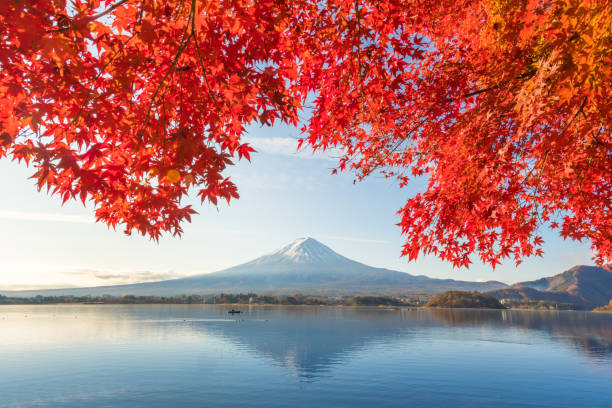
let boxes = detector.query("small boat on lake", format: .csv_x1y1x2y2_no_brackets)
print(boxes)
228,309,241,314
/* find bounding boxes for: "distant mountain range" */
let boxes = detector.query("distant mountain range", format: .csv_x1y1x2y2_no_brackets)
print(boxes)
5,238,609,308
487,265,612,309
4,237,507,297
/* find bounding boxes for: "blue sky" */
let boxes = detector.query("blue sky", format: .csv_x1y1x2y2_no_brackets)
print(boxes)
0,122,595,290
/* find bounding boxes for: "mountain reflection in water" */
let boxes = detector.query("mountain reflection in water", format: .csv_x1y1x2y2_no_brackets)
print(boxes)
183,307,612,378
186,307,413,380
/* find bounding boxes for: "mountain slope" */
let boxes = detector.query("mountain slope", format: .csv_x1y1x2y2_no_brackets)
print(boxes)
4,237,507,296
488,265,612,309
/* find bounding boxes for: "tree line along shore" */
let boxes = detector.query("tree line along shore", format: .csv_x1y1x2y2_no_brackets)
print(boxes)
0,293,424,307
2,290,609,311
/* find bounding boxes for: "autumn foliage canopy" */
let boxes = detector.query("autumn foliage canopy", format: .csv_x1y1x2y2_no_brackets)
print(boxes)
1,0,610,268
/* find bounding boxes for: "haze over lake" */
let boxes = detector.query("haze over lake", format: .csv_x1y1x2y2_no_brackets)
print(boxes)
1,305,611,407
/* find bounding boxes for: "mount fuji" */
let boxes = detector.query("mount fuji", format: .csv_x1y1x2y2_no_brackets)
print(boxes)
6,237,507,296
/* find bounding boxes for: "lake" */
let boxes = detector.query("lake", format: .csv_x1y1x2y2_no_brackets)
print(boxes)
1,305,611,407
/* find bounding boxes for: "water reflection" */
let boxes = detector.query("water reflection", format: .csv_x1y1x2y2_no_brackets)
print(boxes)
131,307,612,380
1,305,611,408
187,307,412,379
426,308,612,361
2,305,611,380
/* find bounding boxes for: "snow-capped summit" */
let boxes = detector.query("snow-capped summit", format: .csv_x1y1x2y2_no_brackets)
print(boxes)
254,237,349,265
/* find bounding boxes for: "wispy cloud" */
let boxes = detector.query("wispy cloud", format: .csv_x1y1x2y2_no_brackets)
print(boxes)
0,210,93,224
243,136,344,161
68,269,187,285
0,267,194,291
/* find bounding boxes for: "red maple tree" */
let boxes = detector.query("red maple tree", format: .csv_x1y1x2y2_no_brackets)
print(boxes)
1,0,610,268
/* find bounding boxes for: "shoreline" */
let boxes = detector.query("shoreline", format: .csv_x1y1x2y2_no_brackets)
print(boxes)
0,303,604,313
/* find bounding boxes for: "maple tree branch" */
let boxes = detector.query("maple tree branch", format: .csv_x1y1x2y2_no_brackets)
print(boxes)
578,157,592,203
162,98,167,162
461,70,536,99
138,4,195,140
192,36,221,111
45,27,70,34
190,1,221,112
462,84,500,98
74,33,138,120
139,39,190,139
53,2,143,131
576,96,588,119
89,0,131,22
574,97,605,148
590,128,604,147
521,149,548,185
45,0,131,34
521,97,587,187
361,117,428,177
527,148,549,224
541,95,586,147
179,70,184,128
354,0,365,106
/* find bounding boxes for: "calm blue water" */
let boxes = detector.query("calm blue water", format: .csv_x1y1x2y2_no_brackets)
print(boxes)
1,305,611,407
